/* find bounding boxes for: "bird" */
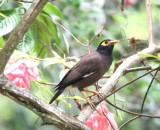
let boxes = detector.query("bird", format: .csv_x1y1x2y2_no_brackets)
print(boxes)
49,39,119,106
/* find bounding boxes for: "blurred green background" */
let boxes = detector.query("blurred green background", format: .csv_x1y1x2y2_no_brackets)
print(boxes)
0,0,160,130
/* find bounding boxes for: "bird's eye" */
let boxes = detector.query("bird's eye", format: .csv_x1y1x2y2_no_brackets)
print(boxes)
101,41,110,46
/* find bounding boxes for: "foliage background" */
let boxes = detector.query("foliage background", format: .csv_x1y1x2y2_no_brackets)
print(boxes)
0,0,160,130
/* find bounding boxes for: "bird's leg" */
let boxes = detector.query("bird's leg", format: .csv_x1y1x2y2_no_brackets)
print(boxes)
80,91,96,109
82,89,104,99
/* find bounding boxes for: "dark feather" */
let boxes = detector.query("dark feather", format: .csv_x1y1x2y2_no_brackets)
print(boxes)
49,87,65,104
49,40,115,104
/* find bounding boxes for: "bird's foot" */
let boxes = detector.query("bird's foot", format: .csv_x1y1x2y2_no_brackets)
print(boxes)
92,91,104,99
82,89,104,99
87,98,96,109
80,91,96,109
83,98,96,109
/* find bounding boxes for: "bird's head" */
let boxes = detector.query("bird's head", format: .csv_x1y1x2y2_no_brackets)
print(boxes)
97,39,119,55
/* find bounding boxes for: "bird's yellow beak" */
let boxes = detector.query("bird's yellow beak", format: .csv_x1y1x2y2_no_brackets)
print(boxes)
108,40,119,45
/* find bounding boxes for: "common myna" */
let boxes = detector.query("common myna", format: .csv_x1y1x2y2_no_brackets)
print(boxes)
49,39,119,106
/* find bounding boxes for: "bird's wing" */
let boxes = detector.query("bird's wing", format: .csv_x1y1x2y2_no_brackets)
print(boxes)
49,51,101,104
57,51,100,90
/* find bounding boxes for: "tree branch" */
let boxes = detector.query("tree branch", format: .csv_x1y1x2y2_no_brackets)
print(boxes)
0,75,91,130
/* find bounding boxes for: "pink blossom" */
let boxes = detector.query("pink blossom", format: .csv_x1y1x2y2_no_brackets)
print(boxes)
4,60,39,89
85,102,118,130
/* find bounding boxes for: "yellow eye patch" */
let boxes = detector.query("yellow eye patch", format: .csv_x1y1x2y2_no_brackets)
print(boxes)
101,40,119,46
101,41,110,46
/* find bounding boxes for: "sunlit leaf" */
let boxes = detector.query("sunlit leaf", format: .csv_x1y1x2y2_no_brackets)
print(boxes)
43,2,63,19
157,53,160,60
0,9,20,36
19,2,31,10
39,13,61,45
138,53,158,59
0,36,4,47
57,95,72,108
42,57,78,68
17,25,37,53
42,57,63,67
64,96,85,101
0,13,7,18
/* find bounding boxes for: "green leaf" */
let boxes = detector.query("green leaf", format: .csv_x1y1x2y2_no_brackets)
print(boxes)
0,9,20,36
17,25,37,53
138,53,158,59
64,96,85,101
157,53,160,60
0,36,4,47
57,95,72,108
39,13,61,45
42,57,78,69
19,2,31,10
138,53,160,60
35,15,51,36
42,57,63,67
0,13,7,18
43,2,63,19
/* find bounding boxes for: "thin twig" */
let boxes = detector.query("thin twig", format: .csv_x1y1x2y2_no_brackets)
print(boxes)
141,70,158,113
97,66,160,104
141,62,160,83
37,45,45,58
52,19,87,47
103,66,152,78
119,70,158,129
37,81,57,86
86,26,104,46
86,26,104,53
103,112,117,130
119,116,139,130
124,66,152,73
103,66,152,79
0,0,6,6
106,100,160,118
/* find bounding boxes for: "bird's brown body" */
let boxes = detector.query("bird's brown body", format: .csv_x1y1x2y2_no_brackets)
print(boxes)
49,39,119,104
72,51,112,89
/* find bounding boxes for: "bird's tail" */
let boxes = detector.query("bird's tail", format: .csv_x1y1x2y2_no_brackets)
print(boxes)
49,86,65,104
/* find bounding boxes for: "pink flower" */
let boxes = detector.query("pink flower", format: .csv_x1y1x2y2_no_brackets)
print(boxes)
85,102,118,130
4,60,39,89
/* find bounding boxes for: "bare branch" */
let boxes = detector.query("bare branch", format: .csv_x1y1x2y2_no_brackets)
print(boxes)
124,66,152,73
0,75,91,130
37,81,57,86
